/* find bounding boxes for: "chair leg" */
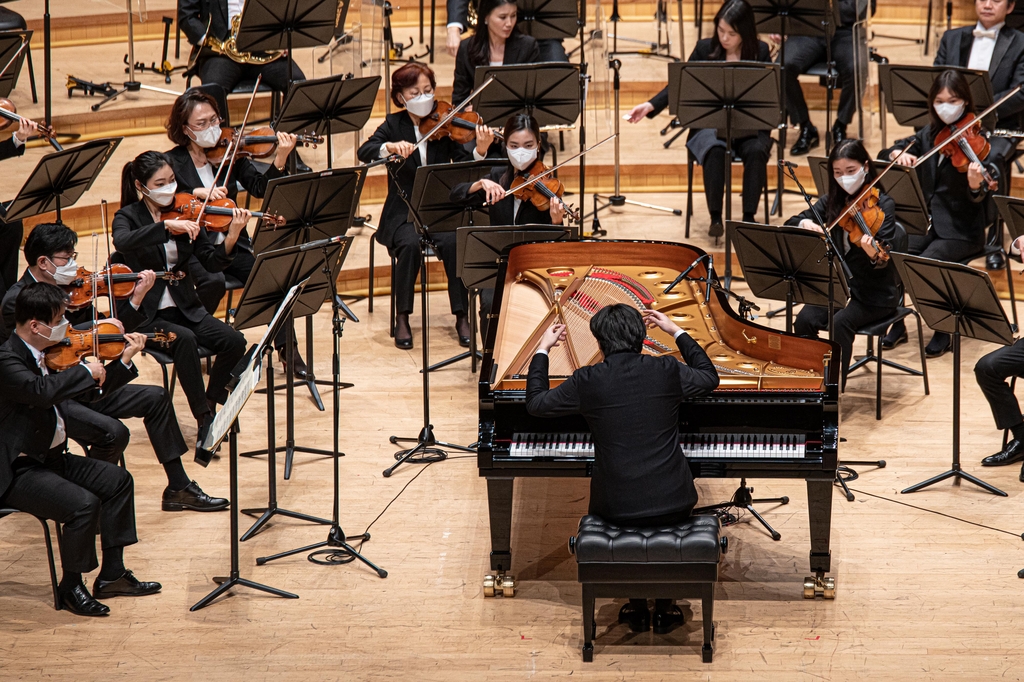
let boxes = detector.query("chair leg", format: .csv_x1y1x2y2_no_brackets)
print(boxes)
169,366,178,397
368,234,375,313
390,256,396,338
685,157,694,239
914,312,929,396
1005,254,1018,331
581,583,595,662
701,582,715,663
160,363,170,393
1004,375,1018,449
25,46,38,104
36,517,61,610
875,335,883,420
225,290,234,323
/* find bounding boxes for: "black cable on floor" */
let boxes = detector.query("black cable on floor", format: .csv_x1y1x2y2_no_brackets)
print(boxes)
848,487,1024,539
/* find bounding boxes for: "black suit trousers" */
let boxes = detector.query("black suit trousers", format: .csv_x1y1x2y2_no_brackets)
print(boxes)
974,339,1024,430
701,136,769,217
198,55,305,93
794,301,895,378
0,220,23,299
0,449,137,573
142,308,247,420
63,385,188,465
388,224,468,316
780,27,856,126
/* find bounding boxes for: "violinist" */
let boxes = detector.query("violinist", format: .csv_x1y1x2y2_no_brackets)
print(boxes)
449,113,566,335
0,114,40,300
879,69,998,357
625,0,771,239
112,151,248,438
451,0,540,106
357,62,489,349
788,139,904,381
0,224,226,512
163,88,305,374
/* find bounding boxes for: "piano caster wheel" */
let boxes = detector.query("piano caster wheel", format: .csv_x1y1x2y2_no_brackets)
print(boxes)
803,575,836,599
483,572,516,598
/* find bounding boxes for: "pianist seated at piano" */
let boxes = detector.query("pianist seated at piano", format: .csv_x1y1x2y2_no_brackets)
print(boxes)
525,304,719,634
787,139,904,381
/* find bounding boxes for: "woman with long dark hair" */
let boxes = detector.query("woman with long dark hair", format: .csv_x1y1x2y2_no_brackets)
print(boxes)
111,151,248,432
626,0,771,239
451,0,540,105
358,62,494,349
879,68,998,356
787,138,904,381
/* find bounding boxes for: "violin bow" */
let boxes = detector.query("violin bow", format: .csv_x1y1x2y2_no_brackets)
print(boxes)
911,84,1022,169
504,135,617,196
0,40,25,81
100,199,116,315
408,76,497,156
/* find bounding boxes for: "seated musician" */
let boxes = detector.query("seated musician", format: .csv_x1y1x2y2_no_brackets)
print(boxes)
935,0,1024,270
452,0,541,106
178,0,304,94
879,69,998,357
0,115,39,300
776,0,867,154
788,139,903,381
357,62,491,349
626,0,771,239
112,151,248,439
0,282,161,616
0,224,227,512
449,113,565,336
163,88,305,376
446,0,567,62
526,304,720,634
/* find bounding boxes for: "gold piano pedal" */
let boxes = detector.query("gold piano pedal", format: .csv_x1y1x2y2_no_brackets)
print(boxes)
483,572,517,598
803,575,836,599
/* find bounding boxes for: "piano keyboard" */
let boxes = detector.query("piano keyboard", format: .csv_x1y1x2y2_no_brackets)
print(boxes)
509,433,806,458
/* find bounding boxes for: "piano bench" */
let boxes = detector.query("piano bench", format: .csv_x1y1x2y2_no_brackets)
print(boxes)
569,514,725,663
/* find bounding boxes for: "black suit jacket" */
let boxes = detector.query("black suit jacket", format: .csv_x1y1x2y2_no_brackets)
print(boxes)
525,334,719,522
648,39,773,116
935,25,1024,130
452,31,540,104
111,201,234,324
356,112,473,248
449,165,557,225
0,136,26,162
0,334,135,496
0,269,147,344
179,0,230,45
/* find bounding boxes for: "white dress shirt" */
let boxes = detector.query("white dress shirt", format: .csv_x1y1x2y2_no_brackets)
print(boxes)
968,21,1004,71
158,239,180,310
194,162,227,245
228,0,245,21
379,125,489,165
19,335,81,450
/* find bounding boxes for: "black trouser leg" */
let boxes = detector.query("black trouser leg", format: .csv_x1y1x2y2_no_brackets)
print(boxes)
247,59,305,93
974,339,1024,430
0,219,23,298
918,235,985,262
143,313,208,421
794,301,894,378
388,225,421,316
432,230,468,315
188,255,226,316
192,313,247,405
831,28,856,125
198,55,244,93
737,136,769,217
62,399,130,464
537,39,568,62
88,384,189,463
777,35,825,126
702,146,726,216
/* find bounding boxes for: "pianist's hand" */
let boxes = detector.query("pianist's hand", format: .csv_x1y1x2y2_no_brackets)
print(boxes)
643,309,681,337
539,323,567,352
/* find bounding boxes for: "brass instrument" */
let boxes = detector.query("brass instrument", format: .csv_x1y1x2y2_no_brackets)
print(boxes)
190,14,283,68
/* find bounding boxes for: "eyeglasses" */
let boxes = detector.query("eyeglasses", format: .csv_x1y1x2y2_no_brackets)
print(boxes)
50,252,77,264
190,116,222,131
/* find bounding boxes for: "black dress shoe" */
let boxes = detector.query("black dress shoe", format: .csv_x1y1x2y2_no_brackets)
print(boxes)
708,221,724,238
618,602,651,633
982,439,1024,466
455,314,471,348
93,570,162,599
1019,461,1024,483
790,123,819,156
395,314,413,350
162,480,229,512
881,320,907,350
831,121,847,146
653,604,685,634
59,581,109,617
278,346,308,378
987,252,1006,271
925,332,951,358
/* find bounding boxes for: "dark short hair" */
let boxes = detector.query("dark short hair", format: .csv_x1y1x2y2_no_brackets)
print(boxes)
15,282,68,326
391,62,436,109
24,223,78,267
590,304,645,356
166,88,222,148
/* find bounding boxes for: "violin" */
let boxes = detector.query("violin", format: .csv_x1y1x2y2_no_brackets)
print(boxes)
837,187,890,264
43,321,175,372
418,100,503,145
508,158,579,222
933,112,999,190
204,126,324,164
160,192,286,231
63,264,185,310
0,97,62,151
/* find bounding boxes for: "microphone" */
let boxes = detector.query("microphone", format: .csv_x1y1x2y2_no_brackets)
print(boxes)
777,158,797,171
663,253,710,294
299,235,347,252
363,154,403,169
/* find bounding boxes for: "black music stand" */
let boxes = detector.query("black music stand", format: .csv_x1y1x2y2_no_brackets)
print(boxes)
232,243,355,539
0,30,30,98
252,166,365,419
276,73,381,165
1,138,121,224
190,280,308,611
517,0,580,42
878,65,994,129
235,0,337,93
670,62,781,288
409,159,508,372
730,220,848,332
893,253,1010,497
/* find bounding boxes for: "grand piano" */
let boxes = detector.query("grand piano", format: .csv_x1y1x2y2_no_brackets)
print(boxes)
477,240,840,598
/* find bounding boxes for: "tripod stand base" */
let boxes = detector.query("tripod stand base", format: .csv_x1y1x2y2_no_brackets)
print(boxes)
835,459,886,502
900,467,1007,496
257,526,387,578
190,573,298,611
239,505,332,542
383,424,476,477
423,350,482,373
693,480,788,541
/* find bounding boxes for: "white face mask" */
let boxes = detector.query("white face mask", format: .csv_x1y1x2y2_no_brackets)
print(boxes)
836,167,867,195
142,181,178,207
403,93,435,117
507,147,539,171
189,124,223,149
46,257,79,286
934,101,965,125
36,318,69,343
